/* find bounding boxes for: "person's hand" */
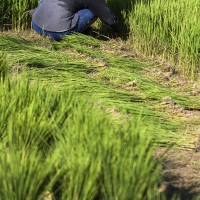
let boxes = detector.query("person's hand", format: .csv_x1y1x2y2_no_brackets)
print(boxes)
112,32,120,39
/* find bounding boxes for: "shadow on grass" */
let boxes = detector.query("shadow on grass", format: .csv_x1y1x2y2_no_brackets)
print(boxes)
27,61,50,69
0,36,35,50
165,184,200,200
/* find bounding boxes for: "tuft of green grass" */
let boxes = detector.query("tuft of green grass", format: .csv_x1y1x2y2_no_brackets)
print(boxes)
0,71,165,200
128,0,200,80
0,0,37,30
0,149,54,200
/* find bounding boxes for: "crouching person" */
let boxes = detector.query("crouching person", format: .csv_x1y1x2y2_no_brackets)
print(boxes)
29,0,120,41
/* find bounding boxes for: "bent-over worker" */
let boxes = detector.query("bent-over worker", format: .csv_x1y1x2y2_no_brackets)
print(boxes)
29,0,120,41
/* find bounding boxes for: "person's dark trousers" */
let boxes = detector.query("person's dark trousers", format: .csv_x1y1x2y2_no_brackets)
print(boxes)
32,9,97,41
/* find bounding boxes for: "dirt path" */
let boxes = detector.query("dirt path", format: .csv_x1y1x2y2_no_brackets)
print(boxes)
156,149,200,200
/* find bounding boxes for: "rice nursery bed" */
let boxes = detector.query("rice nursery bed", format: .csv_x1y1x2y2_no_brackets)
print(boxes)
0,0,199,198
0,31,200,200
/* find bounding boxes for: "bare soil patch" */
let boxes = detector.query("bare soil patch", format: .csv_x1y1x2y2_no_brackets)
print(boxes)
156,148,200,200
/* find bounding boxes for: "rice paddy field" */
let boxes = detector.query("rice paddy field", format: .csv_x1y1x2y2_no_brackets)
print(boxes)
0,0,200,199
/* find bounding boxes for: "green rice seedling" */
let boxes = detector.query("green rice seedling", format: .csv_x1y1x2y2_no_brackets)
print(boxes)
52,143,101,200
50,98,111,199
0,148,54,200
50,104,162,200
128,0,200,79
0,73,81,153
0,0,38,30
0,51,10,81
100,122,161,200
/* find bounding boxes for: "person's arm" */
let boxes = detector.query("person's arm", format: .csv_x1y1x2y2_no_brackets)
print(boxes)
88,0,120,33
